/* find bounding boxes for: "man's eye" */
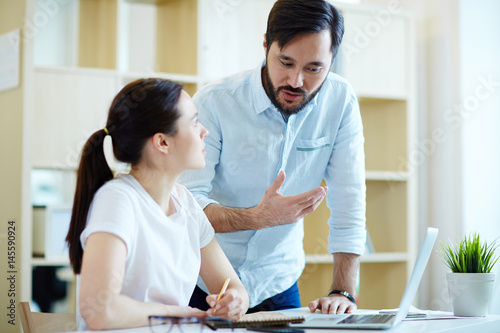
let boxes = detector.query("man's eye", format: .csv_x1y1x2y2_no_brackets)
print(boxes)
280,61,292,67
308,67,322,73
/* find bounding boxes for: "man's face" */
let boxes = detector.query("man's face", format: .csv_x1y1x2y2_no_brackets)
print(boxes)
263,29,333,115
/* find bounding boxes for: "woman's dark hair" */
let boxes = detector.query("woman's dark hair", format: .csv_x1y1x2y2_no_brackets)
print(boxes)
265,0,344,58
66,78,183,274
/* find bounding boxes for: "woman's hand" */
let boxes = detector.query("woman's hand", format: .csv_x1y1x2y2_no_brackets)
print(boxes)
199,238,250,320
205,288,246,320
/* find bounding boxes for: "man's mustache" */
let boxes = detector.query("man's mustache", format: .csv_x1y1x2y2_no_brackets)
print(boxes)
277,86,306,95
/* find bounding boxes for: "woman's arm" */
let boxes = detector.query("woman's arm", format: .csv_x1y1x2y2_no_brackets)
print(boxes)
79,232,206,330
199,237,249,320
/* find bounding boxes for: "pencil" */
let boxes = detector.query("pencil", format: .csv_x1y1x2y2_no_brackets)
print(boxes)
216,277,230,302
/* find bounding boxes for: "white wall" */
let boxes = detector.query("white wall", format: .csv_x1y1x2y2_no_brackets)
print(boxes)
364,0,500,313
33,0,78,67
419,0,464,312
414,0,500,313
459,0,500,314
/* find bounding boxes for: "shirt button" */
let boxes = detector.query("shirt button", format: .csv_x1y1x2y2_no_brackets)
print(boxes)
251,242,256,246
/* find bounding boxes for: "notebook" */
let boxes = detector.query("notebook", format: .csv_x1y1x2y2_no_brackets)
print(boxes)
206,312,305,329
290,227,439,330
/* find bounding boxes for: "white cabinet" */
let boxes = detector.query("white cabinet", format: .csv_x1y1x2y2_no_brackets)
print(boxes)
342,9,408,98
197,0,275,80
33,68,117,169
31,0,277,170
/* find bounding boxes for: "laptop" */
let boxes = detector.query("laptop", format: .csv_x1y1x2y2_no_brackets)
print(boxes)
291,227,438,330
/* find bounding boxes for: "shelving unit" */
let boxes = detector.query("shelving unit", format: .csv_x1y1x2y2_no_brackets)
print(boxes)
24,0,276,310
298,4,417,309
22,0,416,313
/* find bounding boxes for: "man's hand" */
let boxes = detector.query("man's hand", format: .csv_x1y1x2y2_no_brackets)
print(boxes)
204,170,327,232
308,253,360,314
253,170,327,229
308,294,357,314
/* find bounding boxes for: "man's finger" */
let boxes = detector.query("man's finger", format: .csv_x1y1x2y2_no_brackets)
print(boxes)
290,186,327,206
308,299,319,313
345,303,356,314
336,302,348,314
295,187,327,213
267,170,286,193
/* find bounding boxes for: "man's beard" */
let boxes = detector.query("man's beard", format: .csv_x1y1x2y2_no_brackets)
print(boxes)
263,66,324,116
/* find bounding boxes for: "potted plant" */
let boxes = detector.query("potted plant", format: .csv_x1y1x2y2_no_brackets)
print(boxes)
440,232,499,316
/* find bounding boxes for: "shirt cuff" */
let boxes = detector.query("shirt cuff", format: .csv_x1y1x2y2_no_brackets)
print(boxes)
328,227,366,256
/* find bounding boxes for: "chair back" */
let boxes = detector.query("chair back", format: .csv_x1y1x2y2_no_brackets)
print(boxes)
18,302,76,333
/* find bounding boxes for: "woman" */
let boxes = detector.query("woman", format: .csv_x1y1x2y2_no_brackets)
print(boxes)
66,79,249,330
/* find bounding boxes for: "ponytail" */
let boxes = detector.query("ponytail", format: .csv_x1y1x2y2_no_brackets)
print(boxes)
66,128,113,274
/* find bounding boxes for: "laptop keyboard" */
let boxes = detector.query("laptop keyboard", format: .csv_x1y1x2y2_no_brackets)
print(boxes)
338,314,394,324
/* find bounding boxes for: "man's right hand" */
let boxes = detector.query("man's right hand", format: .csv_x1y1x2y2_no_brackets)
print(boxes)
252,170,327,229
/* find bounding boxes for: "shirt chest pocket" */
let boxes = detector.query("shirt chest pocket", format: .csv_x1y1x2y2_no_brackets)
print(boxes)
292,136,332,181
296,136,331,151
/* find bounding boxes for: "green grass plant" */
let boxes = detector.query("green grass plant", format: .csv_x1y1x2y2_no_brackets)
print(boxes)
440,232,499,273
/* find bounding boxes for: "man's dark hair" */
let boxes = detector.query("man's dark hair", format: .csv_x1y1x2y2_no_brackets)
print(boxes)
266,0,344,57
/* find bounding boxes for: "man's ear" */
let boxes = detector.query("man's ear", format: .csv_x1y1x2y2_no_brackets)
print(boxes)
263,33,267,51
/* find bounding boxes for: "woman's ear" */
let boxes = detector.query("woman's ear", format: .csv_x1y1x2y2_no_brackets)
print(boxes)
152,133,169,153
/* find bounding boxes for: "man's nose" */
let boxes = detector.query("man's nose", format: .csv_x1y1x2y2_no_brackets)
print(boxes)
287,69,304,88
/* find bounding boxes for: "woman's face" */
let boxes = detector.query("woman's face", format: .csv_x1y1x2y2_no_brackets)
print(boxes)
167,90,209,171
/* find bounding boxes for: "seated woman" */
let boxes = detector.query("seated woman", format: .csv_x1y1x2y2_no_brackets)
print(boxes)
66,78,249,331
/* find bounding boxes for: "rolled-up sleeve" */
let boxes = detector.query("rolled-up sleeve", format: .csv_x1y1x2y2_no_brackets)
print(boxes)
325,93,367,255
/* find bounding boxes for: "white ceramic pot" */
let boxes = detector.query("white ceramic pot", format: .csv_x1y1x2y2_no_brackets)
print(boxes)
447,272,495,317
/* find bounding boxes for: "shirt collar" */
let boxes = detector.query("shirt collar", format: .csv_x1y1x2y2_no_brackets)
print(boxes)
251,60,274,115
251,60,320,116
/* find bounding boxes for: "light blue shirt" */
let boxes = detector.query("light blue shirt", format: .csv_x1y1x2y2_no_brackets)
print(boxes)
179,63,366,307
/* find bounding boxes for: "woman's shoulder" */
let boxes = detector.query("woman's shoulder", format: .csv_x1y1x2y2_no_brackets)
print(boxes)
172,183,194,202
93,174,137,201
173,184,205,211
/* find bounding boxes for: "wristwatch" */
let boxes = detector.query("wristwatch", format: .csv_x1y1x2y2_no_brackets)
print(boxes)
328,290,356,303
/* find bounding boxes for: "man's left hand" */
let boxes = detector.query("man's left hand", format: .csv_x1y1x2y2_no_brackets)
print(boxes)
308,295,357,314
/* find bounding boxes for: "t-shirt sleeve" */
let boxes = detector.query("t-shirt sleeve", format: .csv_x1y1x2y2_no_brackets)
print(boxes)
80,184,136,257
175,184,215,248
196,205,215,248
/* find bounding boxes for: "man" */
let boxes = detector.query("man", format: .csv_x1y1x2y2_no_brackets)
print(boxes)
180,0,366,315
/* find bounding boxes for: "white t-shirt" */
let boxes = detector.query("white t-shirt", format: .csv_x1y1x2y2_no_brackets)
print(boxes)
76,174,214,330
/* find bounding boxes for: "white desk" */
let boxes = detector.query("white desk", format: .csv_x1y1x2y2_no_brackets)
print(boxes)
79,308,500,333
281,307,500,333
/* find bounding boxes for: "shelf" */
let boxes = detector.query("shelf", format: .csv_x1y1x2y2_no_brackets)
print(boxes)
121,71,201,84
365,170,409,181
361,99,408,171
31,257,70,267
35,65,118,77
366,181,407,253
357,93,408,102
35,66,202,85
305,252,408,264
